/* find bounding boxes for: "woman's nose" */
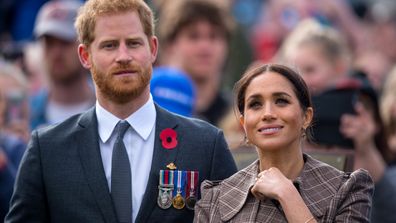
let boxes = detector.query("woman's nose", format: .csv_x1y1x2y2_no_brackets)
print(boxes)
261,104,276,121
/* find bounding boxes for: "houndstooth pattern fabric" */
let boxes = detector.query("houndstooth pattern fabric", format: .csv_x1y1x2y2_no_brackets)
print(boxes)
194,154,373,223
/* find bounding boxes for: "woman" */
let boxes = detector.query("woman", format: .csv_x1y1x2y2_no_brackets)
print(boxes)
194,64,373,222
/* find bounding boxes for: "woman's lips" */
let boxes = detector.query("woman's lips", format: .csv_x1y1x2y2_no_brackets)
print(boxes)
258,126,283,134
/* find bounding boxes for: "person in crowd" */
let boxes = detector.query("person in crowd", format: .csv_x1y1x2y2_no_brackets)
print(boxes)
0,60,30,142
5,0,237,222
0,128,26,221
251,0,366,63
194,63,373,222
157,0,233,126
341,72,396,223
30,0,95,130
371,66,396,223
277,19,351,96
23,41,48,97
150,66,195,117
354,49,393,93
381,66,396,155
0,60,27,220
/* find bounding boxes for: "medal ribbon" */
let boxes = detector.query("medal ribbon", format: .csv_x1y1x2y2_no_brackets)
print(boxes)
160,170,164,185
186,171,199,197
181,171,186,197
173,170,186,197
191,171,195,194
169,170,174,186
162,170,174,186
193,171,198,197
186,171,191,197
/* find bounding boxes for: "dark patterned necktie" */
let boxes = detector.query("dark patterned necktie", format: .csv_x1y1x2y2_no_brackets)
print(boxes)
111,121,132,223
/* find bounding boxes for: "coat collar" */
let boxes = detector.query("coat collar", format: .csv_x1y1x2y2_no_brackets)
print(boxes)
217,154,343,221
218,160,259,221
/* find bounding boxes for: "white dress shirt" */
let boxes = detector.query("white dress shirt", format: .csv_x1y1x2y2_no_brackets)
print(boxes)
96,96,156,223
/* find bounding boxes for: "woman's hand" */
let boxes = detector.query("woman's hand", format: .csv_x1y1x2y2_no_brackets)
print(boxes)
251,167,294,201
251,167,317,223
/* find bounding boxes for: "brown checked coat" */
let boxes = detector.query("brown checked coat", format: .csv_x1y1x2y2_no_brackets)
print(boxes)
194,154,374,223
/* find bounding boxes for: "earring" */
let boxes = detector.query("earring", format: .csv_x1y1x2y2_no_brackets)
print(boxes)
244,135,251,145
301,127,307,138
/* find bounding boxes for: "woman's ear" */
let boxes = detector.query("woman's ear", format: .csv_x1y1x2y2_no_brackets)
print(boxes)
78,44,91,69
303,107,314,129
239,115,244,127
239,114,247,133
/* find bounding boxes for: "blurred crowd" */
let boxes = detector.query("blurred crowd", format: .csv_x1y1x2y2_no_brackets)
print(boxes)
1,0,396,222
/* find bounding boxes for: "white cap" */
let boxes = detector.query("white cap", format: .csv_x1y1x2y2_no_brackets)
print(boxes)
34,0,83,41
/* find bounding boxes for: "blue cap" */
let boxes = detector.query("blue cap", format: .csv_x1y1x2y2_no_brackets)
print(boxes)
151,67,196,117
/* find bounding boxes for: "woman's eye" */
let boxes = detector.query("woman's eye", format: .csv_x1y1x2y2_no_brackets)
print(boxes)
276,98,289,105
248,101,261,109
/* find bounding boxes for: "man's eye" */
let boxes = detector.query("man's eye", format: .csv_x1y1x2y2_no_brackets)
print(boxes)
128,41,141,48
102,42,116,49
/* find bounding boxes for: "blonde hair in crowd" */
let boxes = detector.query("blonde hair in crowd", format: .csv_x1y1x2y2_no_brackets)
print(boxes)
381,66,396,133
277,19,351,66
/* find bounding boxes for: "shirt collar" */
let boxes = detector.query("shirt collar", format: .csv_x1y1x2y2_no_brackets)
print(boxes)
96,95,156,143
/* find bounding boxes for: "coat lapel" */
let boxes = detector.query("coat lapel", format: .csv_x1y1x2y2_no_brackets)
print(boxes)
218,160,259,222
76,108,117,223
135,106,179,223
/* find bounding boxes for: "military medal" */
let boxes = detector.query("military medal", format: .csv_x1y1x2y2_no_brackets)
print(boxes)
157,170,174,209
172,170,186,209
166,162,177,170
186,171,199,210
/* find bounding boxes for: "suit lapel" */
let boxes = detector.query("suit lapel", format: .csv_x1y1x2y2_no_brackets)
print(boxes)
77,108,117,223
136,106,179,223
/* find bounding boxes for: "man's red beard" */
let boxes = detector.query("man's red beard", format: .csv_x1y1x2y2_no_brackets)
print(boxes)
91,62,152,104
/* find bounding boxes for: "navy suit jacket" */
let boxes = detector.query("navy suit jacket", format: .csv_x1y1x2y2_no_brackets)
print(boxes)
5,105,237,223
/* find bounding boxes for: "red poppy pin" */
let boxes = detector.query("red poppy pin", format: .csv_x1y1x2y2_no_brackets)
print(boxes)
160,128,178,149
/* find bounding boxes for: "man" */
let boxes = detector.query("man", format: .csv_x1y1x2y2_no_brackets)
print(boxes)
158,0,233,126
5,0,237,222
30,0,95,130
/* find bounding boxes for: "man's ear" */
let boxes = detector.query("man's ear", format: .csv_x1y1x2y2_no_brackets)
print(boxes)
78,44,91,69
149,36,158,63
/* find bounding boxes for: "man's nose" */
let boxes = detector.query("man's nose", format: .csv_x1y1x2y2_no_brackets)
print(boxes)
115,44,132,64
